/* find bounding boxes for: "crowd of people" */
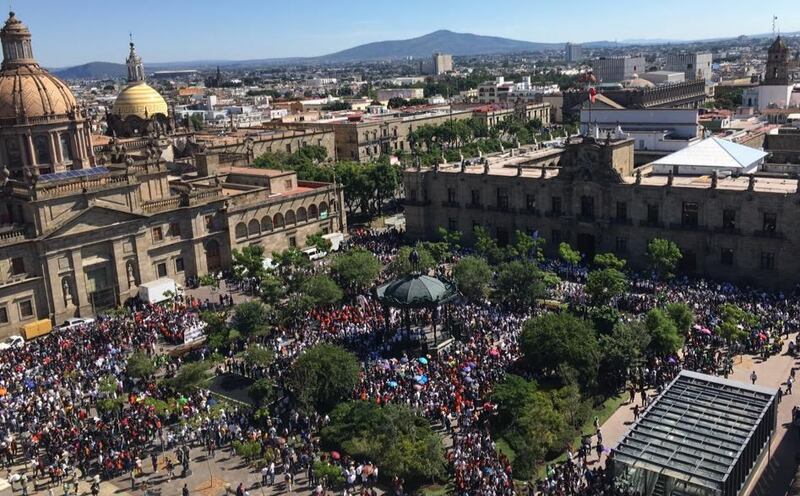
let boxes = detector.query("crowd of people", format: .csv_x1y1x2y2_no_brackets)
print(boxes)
0,227,797,496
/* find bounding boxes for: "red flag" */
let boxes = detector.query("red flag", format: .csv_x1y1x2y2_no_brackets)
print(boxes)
589,87,597,104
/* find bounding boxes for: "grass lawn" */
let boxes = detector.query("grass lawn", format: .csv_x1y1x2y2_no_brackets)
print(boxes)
419,484,451,496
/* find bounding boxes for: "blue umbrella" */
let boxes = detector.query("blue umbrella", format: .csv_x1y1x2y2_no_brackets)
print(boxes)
414,375,429,385
417,357,428,365
387,381,398,388
207,398,218,406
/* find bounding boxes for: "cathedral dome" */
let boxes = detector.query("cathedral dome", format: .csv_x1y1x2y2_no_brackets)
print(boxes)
0,12,78,121
112,81,168,119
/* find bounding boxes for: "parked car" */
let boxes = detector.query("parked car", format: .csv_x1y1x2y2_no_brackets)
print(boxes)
0,335,24,351
57,317,95,331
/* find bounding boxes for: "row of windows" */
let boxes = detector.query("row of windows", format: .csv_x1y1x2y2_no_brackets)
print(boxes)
448,187,782,231
0,298,34,324
154,257,184,278
235,203,329,240
5,133,73,168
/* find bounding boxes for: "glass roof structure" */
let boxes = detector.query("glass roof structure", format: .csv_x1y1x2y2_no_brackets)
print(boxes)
614,370,778,495
39,167,110,183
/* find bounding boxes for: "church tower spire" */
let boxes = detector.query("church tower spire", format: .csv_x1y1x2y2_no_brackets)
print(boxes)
126,34,145,83
764,36,789,86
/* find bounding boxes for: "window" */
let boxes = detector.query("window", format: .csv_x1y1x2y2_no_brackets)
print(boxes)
285,144,292,153
551,196,562,215
760,251,775,270
580,195,594,219
33,135,51,164
284,179,292,190
152,227,163,242
526,194,536,211
763,212,777,232
616,202,627,221
472,221,480,232
18,299,32,318
60,133,72,162
615,237,628,253
647,204,659,225
496,188,509,210
447,187,457,204
681,202,698,227
720,248,734,266
205,215,214,231
0,307,6,324
551,229,561,245
448,218,458,232
288,236,297,248
175,258,185,273
722,209,736,230
10,257,25,276
470,189,481,206
168,222,181,238
156,262,168,278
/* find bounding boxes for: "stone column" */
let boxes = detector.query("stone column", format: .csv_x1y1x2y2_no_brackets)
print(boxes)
191,239,208,279
26,134,36,166
69,250,92,317
133,233,156,284
49,133,60,171
112,239,132,298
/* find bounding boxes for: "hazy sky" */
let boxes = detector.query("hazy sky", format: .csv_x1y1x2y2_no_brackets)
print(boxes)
12,0,798,67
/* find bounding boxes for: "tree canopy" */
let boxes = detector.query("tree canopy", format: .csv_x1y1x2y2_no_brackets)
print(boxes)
330,249,381,293
520,312,600,388
647,238,682,279
493,260,549,311
321,401,446,488
286,344,361,413
452,256,493,301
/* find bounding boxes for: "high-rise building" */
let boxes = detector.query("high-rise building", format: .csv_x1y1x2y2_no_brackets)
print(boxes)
432,52,453,75
592,56,646,83
665,52,713,82
564,43,583,63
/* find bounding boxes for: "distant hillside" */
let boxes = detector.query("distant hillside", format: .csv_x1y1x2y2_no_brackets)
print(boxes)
53,62,127,80
319,29,563,61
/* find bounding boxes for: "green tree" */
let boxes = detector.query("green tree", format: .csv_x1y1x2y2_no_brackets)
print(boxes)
286,344,360,413
390,245,435,277
437,227,463,252
232,301,271,338
164,362,212,393
243,345,274,369
473,226,506,265
232,440,262,462
126,350,156,379
593,252,626,270
665,302,694,336
232,245,266,282
490,375,571,479
644,309,684,356
272,248,313,291
306,232,333,253
330,249,381,293
558,242,582,265
493,260,549,311
520,312,600,388
300,274,343,308
259,272,286,306
248,378,275,407
584,268,628,307
717,303,756,343
598,322,650,392
322,401,446,488
647,238,682,279
452,256,493,301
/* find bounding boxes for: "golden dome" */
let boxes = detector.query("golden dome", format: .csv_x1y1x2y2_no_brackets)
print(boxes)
112,81,168,119
0,12,78,121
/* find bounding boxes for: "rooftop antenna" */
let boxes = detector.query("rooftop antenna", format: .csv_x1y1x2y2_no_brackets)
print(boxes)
773,15,778,37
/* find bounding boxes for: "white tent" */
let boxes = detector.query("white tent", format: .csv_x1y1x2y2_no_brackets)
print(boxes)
651,137,767,175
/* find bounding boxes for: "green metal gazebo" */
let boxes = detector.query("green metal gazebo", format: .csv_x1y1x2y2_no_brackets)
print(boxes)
376,267,458,346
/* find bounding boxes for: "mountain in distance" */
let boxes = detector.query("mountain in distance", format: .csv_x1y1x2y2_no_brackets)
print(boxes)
317,29,563,61
54,61,127,80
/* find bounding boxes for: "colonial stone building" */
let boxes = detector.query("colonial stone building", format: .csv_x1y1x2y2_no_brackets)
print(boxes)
265,103,551,162
404,136,800,289
0,13,345,337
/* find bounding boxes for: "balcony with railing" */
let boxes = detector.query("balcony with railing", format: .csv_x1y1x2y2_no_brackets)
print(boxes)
0,225,28,244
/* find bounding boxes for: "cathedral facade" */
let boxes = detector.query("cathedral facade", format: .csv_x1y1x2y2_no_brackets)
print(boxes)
0,13,345,337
